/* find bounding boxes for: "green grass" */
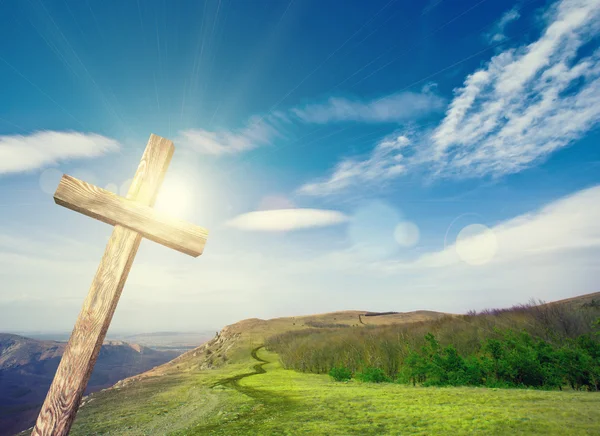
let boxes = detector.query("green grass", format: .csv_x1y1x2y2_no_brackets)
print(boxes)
59,346,600,436
65,361,256,435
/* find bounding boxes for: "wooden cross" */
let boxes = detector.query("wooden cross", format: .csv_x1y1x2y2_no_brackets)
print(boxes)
32,134,209,436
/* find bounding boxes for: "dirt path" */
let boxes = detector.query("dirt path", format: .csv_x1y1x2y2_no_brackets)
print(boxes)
210,346,273,402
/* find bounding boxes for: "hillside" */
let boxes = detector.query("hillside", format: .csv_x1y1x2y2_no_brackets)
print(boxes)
0,334,182,436
543,291,600,308
124,308,450,381
16,295,600,435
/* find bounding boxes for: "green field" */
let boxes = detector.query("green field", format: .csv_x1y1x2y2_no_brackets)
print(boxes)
61,346,600,436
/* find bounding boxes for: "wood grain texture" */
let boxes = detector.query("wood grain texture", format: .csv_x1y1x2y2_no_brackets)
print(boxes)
54,175,208,257
32,134,174,436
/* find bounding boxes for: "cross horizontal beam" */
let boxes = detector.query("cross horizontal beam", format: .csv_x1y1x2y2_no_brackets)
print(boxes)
54,174,208,257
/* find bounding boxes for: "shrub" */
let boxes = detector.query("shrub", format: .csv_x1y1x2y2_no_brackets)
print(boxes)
400,330,600,390
355,367,390,383
558,344,600,391
329,366,352,382
265,299,600,391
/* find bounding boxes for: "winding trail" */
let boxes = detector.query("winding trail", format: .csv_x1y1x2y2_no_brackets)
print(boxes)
210,346,274,402
195,346,297,434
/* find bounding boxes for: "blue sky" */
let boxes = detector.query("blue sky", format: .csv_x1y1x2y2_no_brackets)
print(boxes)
1,0,599,334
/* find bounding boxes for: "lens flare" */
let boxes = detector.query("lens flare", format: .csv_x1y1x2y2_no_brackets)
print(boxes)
455,223,498,266
394,221,420,247
39,168,63,195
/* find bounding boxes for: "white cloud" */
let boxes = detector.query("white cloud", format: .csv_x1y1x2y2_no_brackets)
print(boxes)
298,0,600,195
427,0,600,178
225,208,349,231
485,7,521,43
297,135,410,196
176,116,278,155
0,131,119,174
291,90,445,124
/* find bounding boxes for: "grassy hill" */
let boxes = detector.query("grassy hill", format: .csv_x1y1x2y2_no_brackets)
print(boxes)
17,294,600,435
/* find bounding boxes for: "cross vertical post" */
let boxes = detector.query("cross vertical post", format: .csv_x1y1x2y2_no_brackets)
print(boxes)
32,134,208,436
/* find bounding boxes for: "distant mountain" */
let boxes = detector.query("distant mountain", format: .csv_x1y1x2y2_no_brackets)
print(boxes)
0,334,182,436
116,331,216,352
6,330,217,356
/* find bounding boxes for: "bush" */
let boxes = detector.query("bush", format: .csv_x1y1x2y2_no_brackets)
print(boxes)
558,344,600,391
329,366,352,382
265,301,600,391
355,367,390,383
400,330,600,390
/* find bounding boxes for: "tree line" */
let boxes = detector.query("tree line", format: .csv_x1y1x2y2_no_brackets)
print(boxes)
266,298,600,390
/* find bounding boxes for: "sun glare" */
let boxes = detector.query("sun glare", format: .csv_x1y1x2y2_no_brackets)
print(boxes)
154,176,192,219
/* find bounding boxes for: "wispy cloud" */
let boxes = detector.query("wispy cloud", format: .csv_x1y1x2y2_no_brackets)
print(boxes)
176,116,279,155
485,7,521,44
299,0,600,195
297,135,410,196
175,87,443,155
291,89,445,124
225,208,349,231
427,0,600,178
0,131,119,174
